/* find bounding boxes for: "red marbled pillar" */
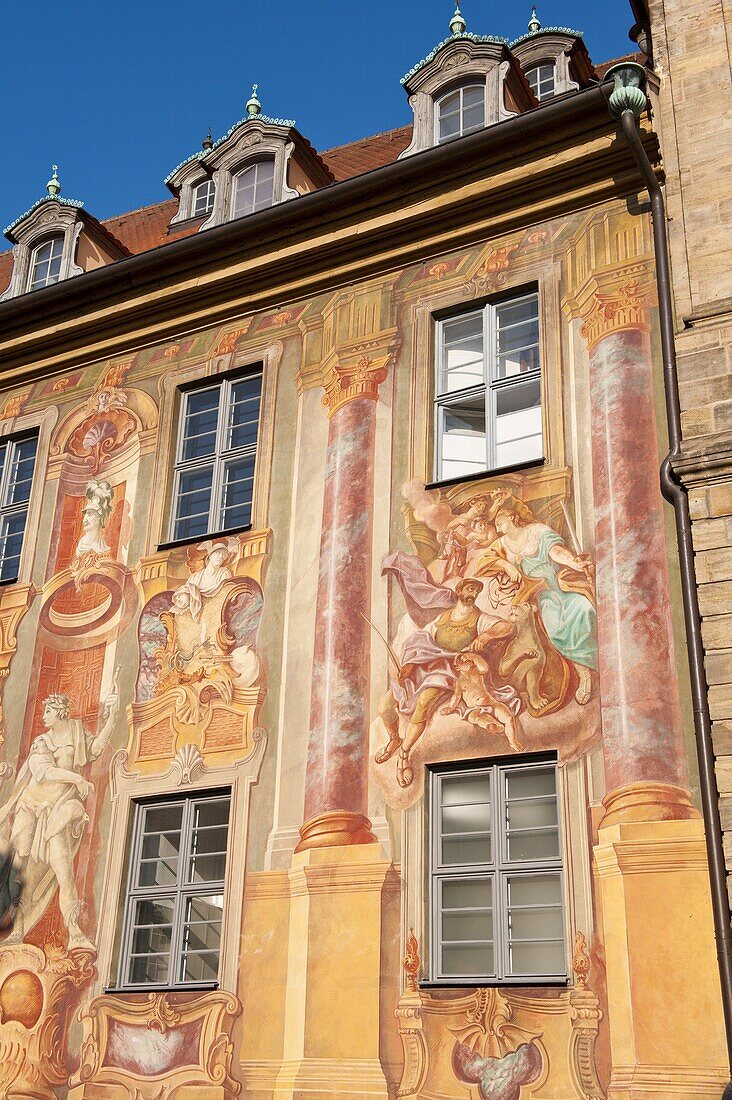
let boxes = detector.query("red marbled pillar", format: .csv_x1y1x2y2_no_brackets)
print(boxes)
589,325,692,820
297,394,379,850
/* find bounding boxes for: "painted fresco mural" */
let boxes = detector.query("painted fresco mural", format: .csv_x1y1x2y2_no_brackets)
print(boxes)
371,473,599,808
0,200,722,1100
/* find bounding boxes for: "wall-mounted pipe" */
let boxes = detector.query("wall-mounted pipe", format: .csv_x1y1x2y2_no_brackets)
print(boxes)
606,61,732,1100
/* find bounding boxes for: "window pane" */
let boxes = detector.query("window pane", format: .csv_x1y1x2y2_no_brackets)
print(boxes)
127,898,174,985
187,799,229,884
29,237,64,290
228,376,262,450
438,395,486,481
440,772,492,866
505,767,559,862
6,438,37,505
182,389,220,461
440,875,494,977
193,179,215,217
439,112,461,142
495,297,540,379
179,894,223,982
233,161,275,218
441,943,494,977
440,314,484,393
442,876,492,911
220,456,255,531
173,466,214,541
463,85,484,108
0,512,27,581
494,379,543,469
506,873,564,975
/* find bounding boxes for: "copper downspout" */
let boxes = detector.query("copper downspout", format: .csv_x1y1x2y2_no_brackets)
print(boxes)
608,65,732,1099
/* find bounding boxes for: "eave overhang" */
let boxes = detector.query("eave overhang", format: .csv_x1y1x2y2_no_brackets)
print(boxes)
0,80,661,385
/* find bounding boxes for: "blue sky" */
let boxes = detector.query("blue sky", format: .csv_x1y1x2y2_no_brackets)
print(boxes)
1,1,635,231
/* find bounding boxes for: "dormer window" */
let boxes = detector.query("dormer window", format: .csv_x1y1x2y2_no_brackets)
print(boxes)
192,179,216,218
28,236,64,291
436,84,486,144
232,159,275,219
526,62,555,101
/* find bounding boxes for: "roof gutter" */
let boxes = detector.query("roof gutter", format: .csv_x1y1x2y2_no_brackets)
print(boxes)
607,62,732,1100
0,81,624,345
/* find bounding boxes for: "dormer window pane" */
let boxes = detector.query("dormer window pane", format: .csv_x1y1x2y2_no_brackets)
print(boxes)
192,179,216,218
232,160,275,219
437,84,485,144
526,64,556,102
28,237,64,291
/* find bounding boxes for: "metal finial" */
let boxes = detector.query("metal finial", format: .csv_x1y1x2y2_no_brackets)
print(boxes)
202,127,213,150
246,83,262,118
450,3,466,35
528,5,541,33
46,164,61,198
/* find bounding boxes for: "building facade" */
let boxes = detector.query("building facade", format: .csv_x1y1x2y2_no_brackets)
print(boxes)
0,5,727,1099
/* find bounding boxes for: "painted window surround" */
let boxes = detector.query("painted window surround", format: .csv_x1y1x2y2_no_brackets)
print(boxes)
0,404,56,586
96,736,267,997
149,337,281,555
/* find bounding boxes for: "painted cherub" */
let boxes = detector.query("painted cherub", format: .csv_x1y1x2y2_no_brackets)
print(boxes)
441,651,522,751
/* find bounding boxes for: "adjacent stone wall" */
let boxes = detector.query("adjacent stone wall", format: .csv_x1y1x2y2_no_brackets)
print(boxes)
648,0,732,895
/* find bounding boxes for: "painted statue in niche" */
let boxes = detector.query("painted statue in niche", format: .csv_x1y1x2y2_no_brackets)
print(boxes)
371,473,599,806
134,535,264,757
74,480,115,561
0,681,119,949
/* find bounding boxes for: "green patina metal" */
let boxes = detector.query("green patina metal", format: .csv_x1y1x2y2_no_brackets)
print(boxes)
46,165,61,198
606,61,647,118
246,83,262,118
528,5,541,34
449,3,466,36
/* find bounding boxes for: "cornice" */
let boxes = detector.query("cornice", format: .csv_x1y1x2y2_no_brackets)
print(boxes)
0,85,660,386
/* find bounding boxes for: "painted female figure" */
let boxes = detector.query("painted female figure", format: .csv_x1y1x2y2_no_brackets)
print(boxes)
476,506,597,705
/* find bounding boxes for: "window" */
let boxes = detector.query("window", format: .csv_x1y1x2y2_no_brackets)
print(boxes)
232,160,275,219
429,759,565,984
192,178,216,218
170,371,261,543
434,291,542,482
526,63,556,102
436,84,486,144
119,792,231,990
28,237,64,291
0,433,38,582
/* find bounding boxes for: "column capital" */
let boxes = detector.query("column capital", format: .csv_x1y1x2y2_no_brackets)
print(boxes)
563,260,657,352
321,349,393,418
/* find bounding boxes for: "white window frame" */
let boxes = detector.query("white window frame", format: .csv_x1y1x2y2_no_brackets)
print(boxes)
169,370,262,543
192,177,216,218
435,82,486,145
0,431,38,583
28,236,64,291
428,757,567,986
434,290,542,482
117,790,231,992
231,159,275,219
526,62,556,102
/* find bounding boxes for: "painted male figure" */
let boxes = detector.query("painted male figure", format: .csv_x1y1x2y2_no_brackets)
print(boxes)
376,572,514,787
0,689,118,949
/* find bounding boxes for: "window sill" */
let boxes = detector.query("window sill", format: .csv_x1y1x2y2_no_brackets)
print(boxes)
425,456,545,492
157,524,253,553
419,977,569,990
104,983,219,995
0,575,19,589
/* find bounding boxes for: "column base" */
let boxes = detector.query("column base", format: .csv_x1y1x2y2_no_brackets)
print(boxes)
607,1064,730,1099
595,817,727,1098
600,781,698,826
295,809,378,852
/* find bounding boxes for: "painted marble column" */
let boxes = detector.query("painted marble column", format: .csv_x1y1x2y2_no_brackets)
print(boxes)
296,353,391,851
580,269,693,823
